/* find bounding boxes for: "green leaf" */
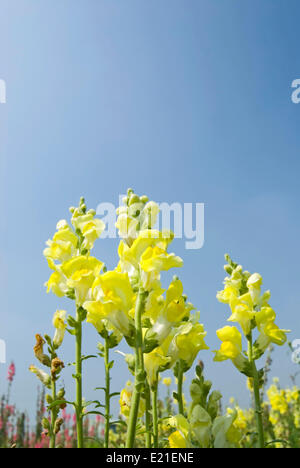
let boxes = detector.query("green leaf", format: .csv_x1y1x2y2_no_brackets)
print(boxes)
109,392,120,398
81,355,97,362
47,399,73,410
83,411,105,418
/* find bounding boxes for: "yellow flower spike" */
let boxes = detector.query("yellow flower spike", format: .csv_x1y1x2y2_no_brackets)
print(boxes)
53,310,67,348
267,385,288,414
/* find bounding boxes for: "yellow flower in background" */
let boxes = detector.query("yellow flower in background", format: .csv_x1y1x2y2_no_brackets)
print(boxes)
144,346,171,389
267,384,288,414
53,310,67,348
120,381,145,419
227,407,248,431
163,377,172,387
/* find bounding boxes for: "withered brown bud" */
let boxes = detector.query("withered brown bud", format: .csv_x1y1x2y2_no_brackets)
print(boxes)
51,358,65,378
34,334,51,367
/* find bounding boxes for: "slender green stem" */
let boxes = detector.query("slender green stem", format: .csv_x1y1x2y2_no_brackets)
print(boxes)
248,334,265,448
49,378,57,449
104,337,110,448
145,383,152,448
126,288,147,448
177,361,184,416
75,308,84,449
151,385,158,448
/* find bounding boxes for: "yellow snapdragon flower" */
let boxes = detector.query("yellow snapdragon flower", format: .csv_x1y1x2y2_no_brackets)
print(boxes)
71,209,105,251
53,310,67,348
163,377,172,387
168,322,209,369
214,326,242,361
84,271,134,337
44,221,78,263
267,384,288,414
167,414,190,448
228,293,254,337
45,255,103,305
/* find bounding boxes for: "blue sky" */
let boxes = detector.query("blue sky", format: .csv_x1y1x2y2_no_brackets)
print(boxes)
1,0,300,421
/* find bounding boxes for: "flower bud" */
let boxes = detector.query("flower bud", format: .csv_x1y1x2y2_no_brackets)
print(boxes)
54,418,64,434
140,195,149,204
42,418,50,430
46,394,53,404
129,194,140,205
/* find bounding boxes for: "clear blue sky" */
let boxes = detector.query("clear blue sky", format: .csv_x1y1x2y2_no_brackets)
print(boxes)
1,0,300,421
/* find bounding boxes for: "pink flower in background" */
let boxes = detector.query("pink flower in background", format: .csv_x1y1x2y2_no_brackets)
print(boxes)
7,362,16,383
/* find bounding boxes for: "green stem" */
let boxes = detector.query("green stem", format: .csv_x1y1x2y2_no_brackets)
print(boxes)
104,337,110,448
75,308,84,449
126,288,147,448
49,378,57,449
177,361,184,416
145,383,152,448
248,334,265,448
151,385,158,448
